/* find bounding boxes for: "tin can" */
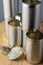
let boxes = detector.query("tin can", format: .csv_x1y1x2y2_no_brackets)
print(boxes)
22,1,41,32
26,31,43,64
8,19,21,48
15,13,23,46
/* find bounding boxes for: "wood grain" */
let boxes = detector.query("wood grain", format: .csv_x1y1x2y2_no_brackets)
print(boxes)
0,21,43,65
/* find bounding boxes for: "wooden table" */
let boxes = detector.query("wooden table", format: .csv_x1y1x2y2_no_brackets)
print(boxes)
0,21,43,65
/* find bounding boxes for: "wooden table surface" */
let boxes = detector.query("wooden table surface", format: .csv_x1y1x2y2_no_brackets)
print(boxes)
0,21,43,65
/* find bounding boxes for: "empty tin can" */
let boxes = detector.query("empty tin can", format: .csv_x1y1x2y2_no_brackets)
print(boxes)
26,31,43,64
22,1,41,32
8,19,21,48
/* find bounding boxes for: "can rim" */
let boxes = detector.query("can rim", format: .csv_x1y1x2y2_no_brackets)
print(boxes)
26,30,43,40
22,1,41,5
8,19,21,27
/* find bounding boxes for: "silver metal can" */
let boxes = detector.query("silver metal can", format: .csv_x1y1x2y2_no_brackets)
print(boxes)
8,19,21,48
26,31,43,64
15,13,23,46
22,1,41,32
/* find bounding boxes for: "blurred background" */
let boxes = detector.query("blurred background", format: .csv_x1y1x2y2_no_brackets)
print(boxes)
0,0,43,22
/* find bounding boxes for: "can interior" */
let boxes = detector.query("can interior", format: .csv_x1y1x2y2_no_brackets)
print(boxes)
8,19,20,27
26,30,43,40
23,0,41,4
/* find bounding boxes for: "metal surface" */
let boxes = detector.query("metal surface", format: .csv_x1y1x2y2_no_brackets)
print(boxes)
15,13,22,46
26,31,43,64
40,22,43,33
8,19,21,48
4,18,12,38
23,31,27,49
3,0,20,18
22,1,41,32
15,13,22,21
3,0,12,19
11,0,19,17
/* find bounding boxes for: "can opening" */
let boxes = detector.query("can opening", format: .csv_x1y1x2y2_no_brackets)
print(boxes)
23,0,41,4
26,30,43,40
8,19,20,27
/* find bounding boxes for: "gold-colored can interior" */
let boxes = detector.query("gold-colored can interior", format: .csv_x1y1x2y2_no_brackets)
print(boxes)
8,19,20,27
27,30,43,40
23,0,41,4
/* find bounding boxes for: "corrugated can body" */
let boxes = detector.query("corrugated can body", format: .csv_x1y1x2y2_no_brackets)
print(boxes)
8,19,21,48
22,1,41,32
26,31,43,64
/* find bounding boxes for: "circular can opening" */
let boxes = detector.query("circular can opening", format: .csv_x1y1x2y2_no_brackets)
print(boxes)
23,0,41,4
8,19,20,27
26,30,43,40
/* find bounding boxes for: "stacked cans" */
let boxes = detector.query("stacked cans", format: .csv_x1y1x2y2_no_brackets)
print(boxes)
22,0,41,49
3,0,43,64
22,0,43,64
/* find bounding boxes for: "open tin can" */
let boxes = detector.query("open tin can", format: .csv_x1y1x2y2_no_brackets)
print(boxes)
26,30,43,64
8,19,21,48
22,1,41,32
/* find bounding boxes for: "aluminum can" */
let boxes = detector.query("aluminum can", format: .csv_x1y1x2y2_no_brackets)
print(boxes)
8,19,21,48
26,31,43,64
22,1,41,31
